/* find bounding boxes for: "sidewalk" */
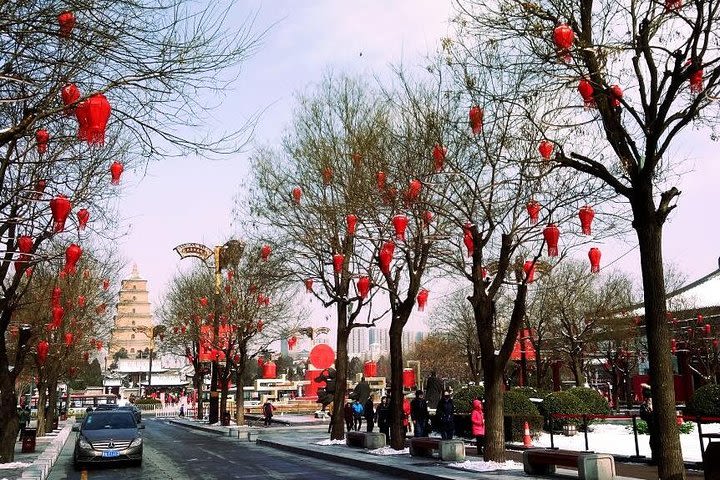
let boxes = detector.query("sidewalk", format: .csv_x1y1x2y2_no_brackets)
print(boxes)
0,420,73,480
169,418,678,479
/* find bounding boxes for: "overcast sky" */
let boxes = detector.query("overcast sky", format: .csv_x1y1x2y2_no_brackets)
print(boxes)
114,0,719,331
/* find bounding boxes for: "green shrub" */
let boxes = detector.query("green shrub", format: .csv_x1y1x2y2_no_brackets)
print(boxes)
541,391,586,429
504,390,543,441
689,384,720,417
568,387,610,424
627,420,694,435
453,385,485,414
512,386,551,401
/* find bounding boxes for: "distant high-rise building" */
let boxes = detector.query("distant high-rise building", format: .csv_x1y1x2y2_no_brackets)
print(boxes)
349,328,370,357
402,330,428,352
109,265,154,360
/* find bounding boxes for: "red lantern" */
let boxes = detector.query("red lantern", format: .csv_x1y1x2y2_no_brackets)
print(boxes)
543,223,560,257
61,83,80,115
346,214,357,236
469,106,483,134
102,278,110,291
109,161,124,185
96,303,107,315
392,214,409,240
52,286,62,307
405,179,422,203
52,305,64,328
50,195,72,233
697,314,704,326
181,326,186,334
18,235,33,254
85,93,112,145
578,79,595,108
376,171,386,191
538,140,553,161
78,295,86,307
262,360,277,379
64,333,74,348
379,241,395,275
260,244,271,261
417,289,429,311
35,179,47,197
257,357,265,367
363,361,377,378
227,270,234,282
36,129,50,154
578,205,595,235
332,253,344,274
665,0,682,11
304,278,313,293
526,200,541,225
199,297,208,307
463,232,474,257
357,276,371,299
422,210,433,228
609,85,623,108
671,339,677,354
256,319,263,332
690,68,703,93
291,187,302,205
553,23,574,60
57,11,76,37
64,243,82,274
75,100,90,140
37,340,50,364
322,167,333,185
288,336,297,350
95,340,103,351
705,324,712,336
524,260,536,283
588,247,601,273
76,208,90,231
432,143,446,172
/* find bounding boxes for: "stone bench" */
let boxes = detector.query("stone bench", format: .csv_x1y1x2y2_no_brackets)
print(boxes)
523,448,616,480
345,431,386,449
409,437,465,461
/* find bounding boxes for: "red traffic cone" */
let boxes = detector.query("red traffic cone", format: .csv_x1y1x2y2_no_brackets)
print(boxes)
523,421,533,447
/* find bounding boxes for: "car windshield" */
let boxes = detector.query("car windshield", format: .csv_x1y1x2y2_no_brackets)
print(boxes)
83,413,136,430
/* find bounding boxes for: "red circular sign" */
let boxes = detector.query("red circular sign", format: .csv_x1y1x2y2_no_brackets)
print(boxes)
308,344,335,369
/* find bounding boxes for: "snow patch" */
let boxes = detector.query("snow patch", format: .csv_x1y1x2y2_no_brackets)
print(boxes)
450,460,524,472
0,462,31,469
315,439,347,446
368,446,410,455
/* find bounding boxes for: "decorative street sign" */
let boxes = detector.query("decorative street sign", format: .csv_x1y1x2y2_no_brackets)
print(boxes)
174,243,213,261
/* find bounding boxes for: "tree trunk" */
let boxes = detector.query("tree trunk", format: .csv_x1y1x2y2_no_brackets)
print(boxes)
220,365,229,425
330,310,349,440
45,376,58,433
483,368,505,461
570,359,582,387
36,380,47,437
193,370,204,420
234,362,245,426
634,206,685,480
389,319,406,450
0,371,18,463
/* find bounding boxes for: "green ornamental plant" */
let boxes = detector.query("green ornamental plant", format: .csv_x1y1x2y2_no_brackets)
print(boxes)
689,384,720,417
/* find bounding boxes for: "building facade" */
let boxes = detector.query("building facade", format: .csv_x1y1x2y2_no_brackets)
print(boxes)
108,265,154,359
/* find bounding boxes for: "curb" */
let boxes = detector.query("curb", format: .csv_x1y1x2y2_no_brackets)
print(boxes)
22,421,73,480
257,438,458,480
166,419,226,436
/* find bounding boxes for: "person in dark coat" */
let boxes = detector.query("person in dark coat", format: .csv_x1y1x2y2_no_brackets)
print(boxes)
352,377,371,405
435,390,455,440
410,390,429,437
376,396,391,441
344,401,354,432
425,371,443,409
262,400,275,427
639,384,658,465
364,397,375,432
352,399,364,431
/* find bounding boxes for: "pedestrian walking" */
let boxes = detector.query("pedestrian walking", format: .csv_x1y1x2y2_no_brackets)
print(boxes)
639,384,658,465
352,399,364,431
376,396,391,441
352,377,371,405
364,397,375,432
410,390,429,437
344,401,354,432
179,404,185,418
435,390,455,440
262,399,275,427
471,399,485,456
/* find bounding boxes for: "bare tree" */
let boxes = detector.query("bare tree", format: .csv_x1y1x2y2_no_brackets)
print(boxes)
451,0,720,475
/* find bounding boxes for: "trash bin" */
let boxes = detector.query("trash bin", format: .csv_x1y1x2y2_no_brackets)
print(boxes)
21,428,37,453
222,411,231,426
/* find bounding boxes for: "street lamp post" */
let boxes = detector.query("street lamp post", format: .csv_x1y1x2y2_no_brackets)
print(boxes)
174,240,244,424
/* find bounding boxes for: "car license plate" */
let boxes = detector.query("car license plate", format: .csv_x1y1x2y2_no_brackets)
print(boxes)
102,450,119,458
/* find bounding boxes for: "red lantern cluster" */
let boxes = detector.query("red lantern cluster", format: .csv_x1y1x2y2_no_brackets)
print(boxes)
526,200,541,225
538,140,553,161
50,195,72,233
77,208,90,230
417,289,429,311
346,214,357,236
36,129,50,154
432,143,446,172
469,106,483,134
379,241,394,275
357,276,371,299
64,243,82,274
332,253,344,274
110,161,124,185
392,214,409,240
588,247,601,273
578,205,594,235
578,79,595,108
260,244,272,261
542,224,560,257
553,23,574,61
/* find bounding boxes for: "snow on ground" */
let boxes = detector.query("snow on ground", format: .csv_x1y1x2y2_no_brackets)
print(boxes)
450,460,524,472
368,446,410,455
524,422,719,462
0,462,31,469
315,439,347,446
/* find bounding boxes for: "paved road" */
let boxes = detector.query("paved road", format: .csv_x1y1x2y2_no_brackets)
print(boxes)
48,419,398,479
